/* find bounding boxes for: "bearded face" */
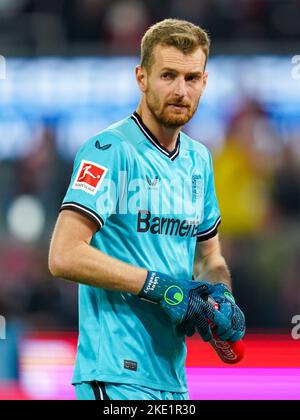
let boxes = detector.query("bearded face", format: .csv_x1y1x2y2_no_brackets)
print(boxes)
145,82,201,128
141,45,207,129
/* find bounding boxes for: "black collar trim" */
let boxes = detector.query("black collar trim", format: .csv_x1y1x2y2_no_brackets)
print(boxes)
131,112,180,161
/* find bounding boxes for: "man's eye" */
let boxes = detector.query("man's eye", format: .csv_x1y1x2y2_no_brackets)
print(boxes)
187,76,201,82
162,73,174,79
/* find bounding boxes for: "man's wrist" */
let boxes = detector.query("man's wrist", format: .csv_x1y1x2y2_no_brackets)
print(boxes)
214,281,232,292
138,271,164,303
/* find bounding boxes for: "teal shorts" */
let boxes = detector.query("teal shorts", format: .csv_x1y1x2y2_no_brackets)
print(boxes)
75,381,189,401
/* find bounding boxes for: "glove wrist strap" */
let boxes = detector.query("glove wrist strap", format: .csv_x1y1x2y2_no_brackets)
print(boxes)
138,271,164,303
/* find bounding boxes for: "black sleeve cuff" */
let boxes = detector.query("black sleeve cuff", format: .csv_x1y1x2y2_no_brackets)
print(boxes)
59,202,104,231
197,217,221,242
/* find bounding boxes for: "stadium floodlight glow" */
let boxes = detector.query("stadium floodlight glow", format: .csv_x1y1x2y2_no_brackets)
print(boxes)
7,195,45,243
0,55,5,80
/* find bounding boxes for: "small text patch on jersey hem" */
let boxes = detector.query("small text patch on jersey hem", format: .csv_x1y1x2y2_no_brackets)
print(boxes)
124,360,138,371
73,160,108,195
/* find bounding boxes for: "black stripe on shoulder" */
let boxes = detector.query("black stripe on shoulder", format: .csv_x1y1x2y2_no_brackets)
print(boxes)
197,217,221,242
59,202,104,231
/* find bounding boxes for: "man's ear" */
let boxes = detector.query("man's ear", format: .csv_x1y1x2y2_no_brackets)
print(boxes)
202,71,208,90
200,71,208,97
136,65,147,92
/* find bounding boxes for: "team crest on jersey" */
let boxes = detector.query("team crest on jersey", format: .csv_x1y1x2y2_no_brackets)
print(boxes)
192,174,203,202
73,160,108,195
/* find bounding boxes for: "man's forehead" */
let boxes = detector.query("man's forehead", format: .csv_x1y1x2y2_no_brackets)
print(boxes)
152,45,206,72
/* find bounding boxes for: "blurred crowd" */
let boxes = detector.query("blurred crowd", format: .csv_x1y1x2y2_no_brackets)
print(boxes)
1,0,300,53
212,101,300,329
0,97,300,332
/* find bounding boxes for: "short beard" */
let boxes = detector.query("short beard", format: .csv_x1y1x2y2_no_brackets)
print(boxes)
146,91,199,129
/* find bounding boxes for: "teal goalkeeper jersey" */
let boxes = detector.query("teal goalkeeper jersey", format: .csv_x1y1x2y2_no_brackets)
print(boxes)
60,112,221,392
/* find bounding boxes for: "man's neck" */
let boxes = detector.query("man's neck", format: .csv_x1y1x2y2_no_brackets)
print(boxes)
136,104,181,152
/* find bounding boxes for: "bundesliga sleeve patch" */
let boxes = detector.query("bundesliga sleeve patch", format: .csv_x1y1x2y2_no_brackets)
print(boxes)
72,160,108,195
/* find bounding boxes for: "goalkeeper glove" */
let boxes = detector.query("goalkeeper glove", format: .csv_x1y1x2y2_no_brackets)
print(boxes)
209,283,246,342
138,271,215,341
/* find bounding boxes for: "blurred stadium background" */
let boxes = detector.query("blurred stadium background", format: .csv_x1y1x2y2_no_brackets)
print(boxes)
0,0,300,400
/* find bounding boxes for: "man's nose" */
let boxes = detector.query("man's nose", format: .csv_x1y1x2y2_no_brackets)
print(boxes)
173,76,187,97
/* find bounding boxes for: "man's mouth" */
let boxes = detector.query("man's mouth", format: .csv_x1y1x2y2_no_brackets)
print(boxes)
167,104,188,109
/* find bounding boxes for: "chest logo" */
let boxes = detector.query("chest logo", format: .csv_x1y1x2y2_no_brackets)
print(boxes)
146,175,159,188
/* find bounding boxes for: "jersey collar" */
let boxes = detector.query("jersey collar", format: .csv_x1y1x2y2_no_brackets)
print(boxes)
131,112,180,161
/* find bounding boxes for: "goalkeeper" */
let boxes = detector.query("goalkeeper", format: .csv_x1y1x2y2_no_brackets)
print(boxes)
49,18,245,401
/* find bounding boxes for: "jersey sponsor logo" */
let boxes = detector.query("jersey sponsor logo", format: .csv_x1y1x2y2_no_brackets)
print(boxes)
137,210,199,237
73,160,108,195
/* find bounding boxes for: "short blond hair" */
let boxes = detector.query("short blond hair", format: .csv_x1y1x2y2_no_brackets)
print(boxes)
141,19,210,71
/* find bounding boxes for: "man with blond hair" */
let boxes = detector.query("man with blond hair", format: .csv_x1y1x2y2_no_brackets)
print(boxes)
49,19,245,400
